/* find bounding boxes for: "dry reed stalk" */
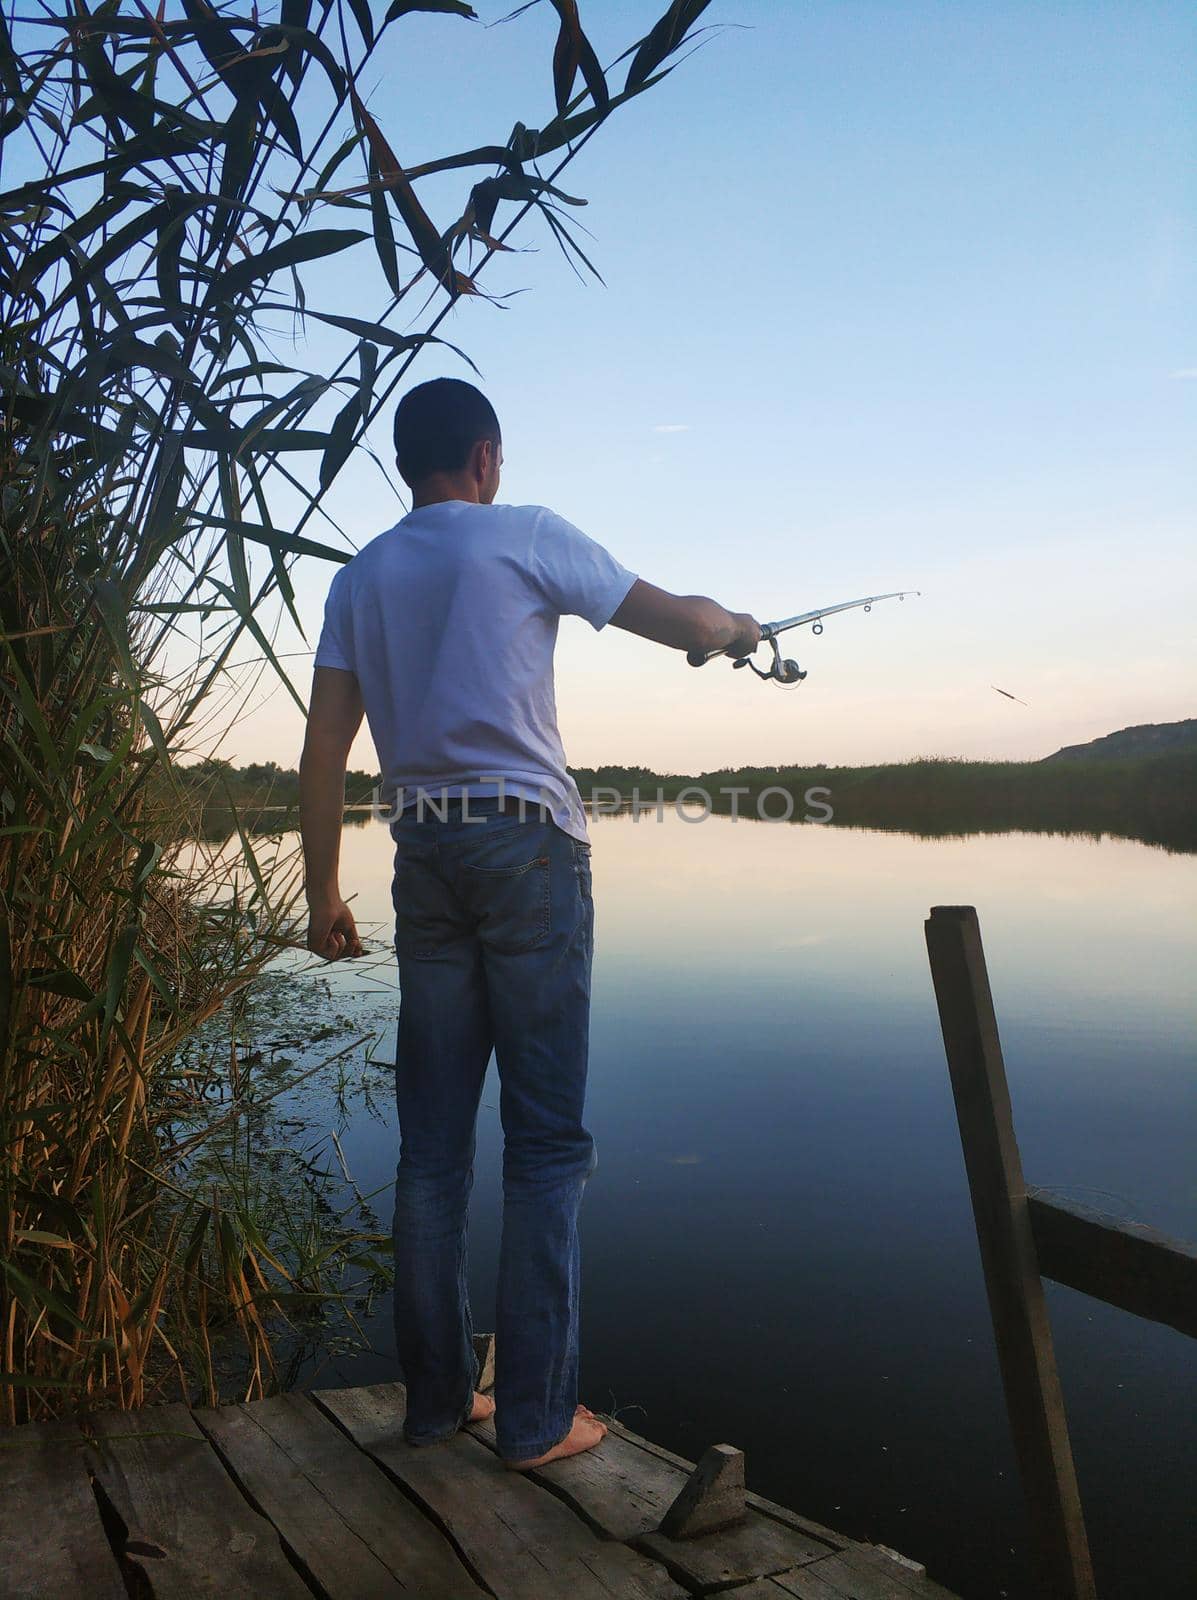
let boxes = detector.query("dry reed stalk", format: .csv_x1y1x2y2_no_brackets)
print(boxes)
1,0,716,1422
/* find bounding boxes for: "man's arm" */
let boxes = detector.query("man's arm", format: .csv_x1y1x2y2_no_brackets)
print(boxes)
300,665,366,960
608,579,761,658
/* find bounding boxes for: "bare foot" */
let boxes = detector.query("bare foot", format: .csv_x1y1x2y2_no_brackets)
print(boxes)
469,1392,495,1422
504,1405,607,1470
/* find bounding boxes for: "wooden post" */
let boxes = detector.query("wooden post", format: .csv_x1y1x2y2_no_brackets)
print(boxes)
925,906,1096,1600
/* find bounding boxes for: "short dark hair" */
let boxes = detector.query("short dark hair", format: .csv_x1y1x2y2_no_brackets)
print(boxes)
393,378,501,484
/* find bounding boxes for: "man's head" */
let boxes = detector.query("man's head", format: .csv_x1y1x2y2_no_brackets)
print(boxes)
393,378,502,505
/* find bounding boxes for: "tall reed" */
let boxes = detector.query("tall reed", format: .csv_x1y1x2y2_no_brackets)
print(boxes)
0,0,715,1422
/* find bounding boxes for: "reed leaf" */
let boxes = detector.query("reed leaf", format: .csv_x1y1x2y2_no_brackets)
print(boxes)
0,0,717,1423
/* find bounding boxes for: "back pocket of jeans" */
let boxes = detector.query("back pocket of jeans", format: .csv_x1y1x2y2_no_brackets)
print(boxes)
463,852,551,954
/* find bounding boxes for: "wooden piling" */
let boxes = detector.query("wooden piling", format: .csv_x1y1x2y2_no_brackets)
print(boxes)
925,905,1096,1600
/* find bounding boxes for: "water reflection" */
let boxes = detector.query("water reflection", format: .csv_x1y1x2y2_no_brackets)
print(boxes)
306,813,1195,1600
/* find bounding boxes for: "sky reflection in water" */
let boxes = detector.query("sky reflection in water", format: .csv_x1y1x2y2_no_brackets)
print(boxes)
308,813,1195,1600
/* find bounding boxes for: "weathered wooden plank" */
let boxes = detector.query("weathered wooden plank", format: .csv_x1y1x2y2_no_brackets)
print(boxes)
848,1544,960,1598
601,1414,851,1551
635,1511,833,1596
1028,1192,1197,1338
925,905,1095,1600
195,1392,487,1597
767,1544,962,1597
314,1382,689,1600
0,1420,126,1599
86,1403,311,1598
468,1406,849,1556
732,1571,865,1600
874,1546,927,1576
466,1409,698,1541
494,1399,844,1590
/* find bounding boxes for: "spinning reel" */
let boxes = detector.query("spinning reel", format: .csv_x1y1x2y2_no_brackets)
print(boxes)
731,634,807,685
686,591,918,688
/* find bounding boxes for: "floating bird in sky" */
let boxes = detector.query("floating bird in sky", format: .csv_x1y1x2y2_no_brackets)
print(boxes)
991,685,1029,706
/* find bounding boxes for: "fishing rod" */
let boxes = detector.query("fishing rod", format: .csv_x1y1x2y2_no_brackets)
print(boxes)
686,590,919,685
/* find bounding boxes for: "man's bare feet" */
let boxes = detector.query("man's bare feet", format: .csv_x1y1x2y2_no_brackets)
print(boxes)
469,1392,495,1422
504,1405,607,1470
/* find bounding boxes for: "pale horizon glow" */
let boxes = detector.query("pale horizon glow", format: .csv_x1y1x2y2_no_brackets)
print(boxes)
206,1,1194,775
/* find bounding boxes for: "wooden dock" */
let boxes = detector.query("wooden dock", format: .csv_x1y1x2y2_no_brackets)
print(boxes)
2,1364,962,1598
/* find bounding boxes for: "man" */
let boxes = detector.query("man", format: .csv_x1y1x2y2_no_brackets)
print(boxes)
300,378,760,1469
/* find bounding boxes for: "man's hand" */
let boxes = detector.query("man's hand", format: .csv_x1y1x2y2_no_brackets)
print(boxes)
306,897,363,961
609,580,761,659
723,612,762,658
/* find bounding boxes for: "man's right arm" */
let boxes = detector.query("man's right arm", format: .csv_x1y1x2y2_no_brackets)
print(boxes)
609,579,761,660
300,665,365,961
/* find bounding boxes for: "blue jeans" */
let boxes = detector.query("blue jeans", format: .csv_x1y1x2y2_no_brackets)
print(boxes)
390,798,597,1460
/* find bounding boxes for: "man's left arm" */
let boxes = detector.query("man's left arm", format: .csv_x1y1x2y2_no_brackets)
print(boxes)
300,665,366,960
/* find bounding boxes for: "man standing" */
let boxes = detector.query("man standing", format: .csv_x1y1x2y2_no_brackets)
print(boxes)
299,378,760,1468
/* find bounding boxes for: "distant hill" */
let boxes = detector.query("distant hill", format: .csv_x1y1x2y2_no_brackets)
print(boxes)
1043,719,1197,764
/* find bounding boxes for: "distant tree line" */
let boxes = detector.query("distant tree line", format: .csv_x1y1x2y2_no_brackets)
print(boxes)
196,749,1196,854
180,757,380,808
570,751,1196,854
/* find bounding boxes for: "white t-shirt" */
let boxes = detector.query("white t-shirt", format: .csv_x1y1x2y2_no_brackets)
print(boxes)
312,500,637,843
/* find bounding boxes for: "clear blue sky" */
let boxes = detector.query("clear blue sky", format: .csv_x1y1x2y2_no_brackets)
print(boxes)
230,0,1195,772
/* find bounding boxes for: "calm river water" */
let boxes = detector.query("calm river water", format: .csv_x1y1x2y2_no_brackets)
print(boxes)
287,812,1195,1600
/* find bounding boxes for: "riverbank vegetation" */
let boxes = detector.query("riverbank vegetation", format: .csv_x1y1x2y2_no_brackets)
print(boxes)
189,741,1197,855
0,0,714,1423
182,758,381,811
572,747,1197,853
